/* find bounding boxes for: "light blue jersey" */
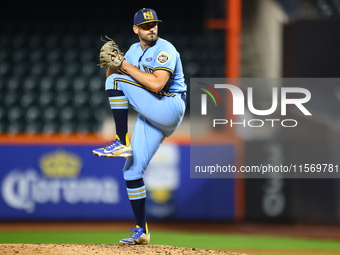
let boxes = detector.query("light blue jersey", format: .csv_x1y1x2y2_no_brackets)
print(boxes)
125,38,186,94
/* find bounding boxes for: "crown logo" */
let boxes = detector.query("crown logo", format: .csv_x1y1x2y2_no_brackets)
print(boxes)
149,189,172,204
39,150,82,178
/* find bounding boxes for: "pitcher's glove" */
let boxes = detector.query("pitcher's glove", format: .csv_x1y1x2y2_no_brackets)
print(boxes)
97,36,125,69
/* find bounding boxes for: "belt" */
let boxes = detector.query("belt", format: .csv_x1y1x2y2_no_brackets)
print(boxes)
181,93,186,105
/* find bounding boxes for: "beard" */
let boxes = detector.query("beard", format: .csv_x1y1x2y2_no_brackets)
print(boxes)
139,31,158,45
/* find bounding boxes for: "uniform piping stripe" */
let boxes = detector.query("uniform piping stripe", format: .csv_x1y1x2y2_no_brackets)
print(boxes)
113,78,175,97
110,105,129,109
118,68,129,75
128,192,146,198
127,186,147,200
154,67,173,74
109,96,129,109
109,96,127,100
109,99,127,102
127,187,146,193
127,194,147,200
110,104,129,106
110,102,128,105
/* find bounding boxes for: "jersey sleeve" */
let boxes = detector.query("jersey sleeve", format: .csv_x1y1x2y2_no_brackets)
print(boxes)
153,42,177,74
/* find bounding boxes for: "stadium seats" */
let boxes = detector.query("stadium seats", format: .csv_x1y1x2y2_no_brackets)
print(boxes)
0,19,218,135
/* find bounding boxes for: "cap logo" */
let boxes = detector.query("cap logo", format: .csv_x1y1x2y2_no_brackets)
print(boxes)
143,11,154,20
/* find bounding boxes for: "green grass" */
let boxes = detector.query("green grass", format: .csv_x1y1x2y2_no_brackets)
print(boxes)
1,230,340,253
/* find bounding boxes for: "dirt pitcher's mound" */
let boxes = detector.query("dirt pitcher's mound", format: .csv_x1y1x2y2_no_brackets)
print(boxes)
0,244,253,255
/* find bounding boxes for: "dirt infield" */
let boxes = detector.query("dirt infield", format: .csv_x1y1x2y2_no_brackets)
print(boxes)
0,244,251,255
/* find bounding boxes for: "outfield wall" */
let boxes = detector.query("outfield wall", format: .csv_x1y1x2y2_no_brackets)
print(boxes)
0,135,236,221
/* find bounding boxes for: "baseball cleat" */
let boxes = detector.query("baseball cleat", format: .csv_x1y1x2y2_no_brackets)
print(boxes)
92,140,132,158
119,227,150,245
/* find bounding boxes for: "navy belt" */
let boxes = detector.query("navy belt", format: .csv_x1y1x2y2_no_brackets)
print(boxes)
181,93,186,105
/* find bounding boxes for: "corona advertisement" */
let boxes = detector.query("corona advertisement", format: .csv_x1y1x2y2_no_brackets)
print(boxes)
0,144,130,220
0,142,235,221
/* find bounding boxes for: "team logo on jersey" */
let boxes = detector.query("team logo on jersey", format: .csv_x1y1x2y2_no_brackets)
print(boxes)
157,52,169,64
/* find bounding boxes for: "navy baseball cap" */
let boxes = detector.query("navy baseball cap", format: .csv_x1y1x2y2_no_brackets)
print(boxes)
133,8,162,26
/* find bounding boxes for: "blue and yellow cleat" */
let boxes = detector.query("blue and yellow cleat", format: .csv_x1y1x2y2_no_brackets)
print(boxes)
119,227,150,245
92,139,132,158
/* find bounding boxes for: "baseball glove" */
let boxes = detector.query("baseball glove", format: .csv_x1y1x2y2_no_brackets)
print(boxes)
97,36,125,69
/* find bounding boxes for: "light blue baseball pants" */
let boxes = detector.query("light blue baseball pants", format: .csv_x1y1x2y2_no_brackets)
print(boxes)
105,73,186,180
